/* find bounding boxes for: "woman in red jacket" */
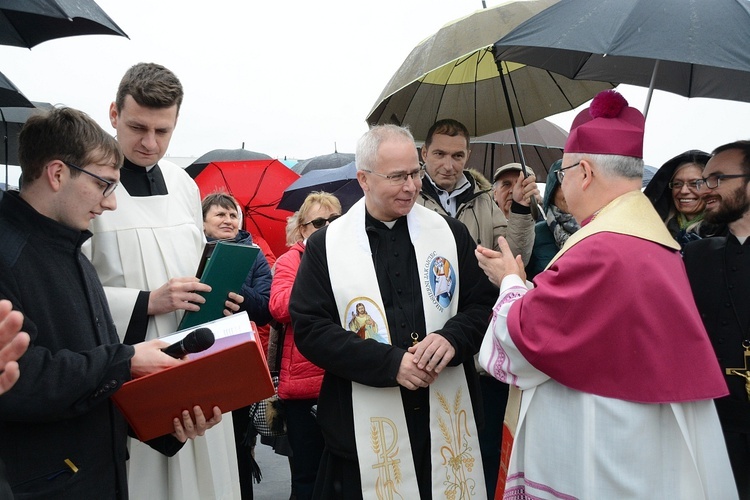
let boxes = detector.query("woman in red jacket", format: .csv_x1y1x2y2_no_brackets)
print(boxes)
269,192,341,500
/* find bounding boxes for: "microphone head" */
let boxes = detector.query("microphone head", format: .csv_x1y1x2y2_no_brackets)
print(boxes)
184,328,215,353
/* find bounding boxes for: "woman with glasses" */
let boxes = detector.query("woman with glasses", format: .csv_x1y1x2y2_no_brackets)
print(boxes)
644,150,725,247
269,191,341,500
201,191,273,499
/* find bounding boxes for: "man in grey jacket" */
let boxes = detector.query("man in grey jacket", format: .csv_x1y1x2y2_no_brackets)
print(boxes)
417,119,537,264
417,118,538,497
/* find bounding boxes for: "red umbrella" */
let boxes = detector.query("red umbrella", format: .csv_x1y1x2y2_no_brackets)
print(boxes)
187,159,300,259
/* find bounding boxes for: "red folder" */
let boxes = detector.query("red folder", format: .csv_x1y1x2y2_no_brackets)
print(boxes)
112,321,274,441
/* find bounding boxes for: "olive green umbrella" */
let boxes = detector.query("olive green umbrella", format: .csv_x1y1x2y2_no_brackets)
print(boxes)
366,0,612,142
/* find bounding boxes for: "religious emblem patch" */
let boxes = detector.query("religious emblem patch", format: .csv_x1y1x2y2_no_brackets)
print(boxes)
345,297,390,344
423,252,456,310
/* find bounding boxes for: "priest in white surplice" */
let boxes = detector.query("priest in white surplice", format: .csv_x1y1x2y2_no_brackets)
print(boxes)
83,63,241,499
476,90,737,499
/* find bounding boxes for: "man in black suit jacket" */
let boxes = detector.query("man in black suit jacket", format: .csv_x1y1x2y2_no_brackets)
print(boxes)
684,140,750,500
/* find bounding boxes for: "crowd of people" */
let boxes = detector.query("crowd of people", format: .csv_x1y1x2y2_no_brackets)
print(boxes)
0,60,747,500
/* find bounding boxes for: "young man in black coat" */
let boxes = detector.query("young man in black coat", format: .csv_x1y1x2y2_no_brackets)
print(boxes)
0,107,222,499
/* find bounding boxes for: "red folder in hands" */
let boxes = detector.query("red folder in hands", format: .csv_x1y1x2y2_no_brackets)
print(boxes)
112,314,274,441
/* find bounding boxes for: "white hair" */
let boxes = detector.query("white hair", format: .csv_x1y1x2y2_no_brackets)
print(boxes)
566,153,643,179
356,124,415,171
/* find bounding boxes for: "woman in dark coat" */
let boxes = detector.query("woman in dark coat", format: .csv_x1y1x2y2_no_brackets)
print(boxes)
526,160,580,280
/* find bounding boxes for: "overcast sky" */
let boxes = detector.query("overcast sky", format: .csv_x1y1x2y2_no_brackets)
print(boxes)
3,0,750,185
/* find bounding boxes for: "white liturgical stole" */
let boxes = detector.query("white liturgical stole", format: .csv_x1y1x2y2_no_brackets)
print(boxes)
327,199,485,499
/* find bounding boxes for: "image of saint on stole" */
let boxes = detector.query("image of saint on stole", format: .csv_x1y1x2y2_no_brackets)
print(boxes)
347,300,389,344
430,256,455,308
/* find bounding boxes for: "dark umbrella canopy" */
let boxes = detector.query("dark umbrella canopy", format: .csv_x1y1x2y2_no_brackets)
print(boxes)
642,164,658,190
278,161,363,213
1,102,54,166
0,0,128,48
291,152,355,175
188,159,299,259
494,0,750,106
185,148,272,178
466,118,567,180
0,70,33,108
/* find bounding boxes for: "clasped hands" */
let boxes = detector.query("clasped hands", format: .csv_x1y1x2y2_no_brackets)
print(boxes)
396,334,455,390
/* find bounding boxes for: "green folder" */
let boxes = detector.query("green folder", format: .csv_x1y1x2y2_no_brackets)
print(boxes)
178,240,260,330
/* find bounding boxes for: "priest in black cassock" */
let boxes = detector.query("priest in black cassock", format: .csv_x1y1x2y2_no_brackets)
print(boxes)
290,124,496,499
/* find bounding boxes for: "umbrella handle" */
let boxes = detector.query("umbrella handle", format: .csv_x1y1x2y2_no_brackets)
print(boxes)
529,194,542,221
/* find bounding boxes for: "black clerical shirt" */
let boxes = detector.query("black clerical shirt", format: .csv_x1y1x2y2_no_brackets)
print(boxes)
119,158,168,196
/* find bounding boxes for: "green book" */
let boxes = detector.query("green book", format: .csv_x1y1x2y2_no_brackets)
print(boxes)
178,240,260,330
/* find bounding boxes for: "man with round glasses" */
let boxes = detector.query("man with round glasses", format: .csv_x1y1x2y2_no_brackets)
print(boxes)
684,140,750,499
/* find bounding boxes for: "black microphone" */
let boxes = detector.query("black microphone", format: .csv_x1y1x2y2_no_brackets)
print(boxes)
161,328,215,358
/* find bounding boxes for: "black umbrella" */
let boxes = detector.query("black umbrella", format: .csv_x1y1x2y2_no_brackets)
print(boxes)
278,161,363,213
466,118,567,180
494,0,750,116
0,71,44,189
0,70,33,108
0,0,128,48
1,102,54,187
291,152,355,176
185,148,272,178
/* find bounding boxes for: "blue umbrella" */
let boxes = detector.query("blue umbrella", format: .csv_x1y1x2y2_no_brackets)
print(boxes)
277,161,362,213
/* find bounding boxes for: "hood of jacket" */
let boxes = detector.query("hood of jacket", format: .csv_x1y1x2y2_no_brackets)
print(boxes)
542,159,563,212
643,149,710,221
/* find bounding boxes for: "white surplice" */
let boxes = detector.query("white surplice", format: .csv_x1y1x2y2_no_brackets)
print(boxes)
84,160,240,500
480,274,738,500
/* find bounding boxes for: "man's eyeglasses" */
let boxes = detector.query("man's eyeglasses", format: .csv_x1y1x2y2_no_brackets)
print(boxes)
361,166,426,186
668,180,702,190
63,161,119,197
302,214,341,229
695,173,750,191
555,161,581,184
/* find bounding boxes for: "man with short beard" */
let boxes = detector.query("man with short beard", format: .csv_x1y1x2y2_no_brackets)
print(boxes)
684,140,750,500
